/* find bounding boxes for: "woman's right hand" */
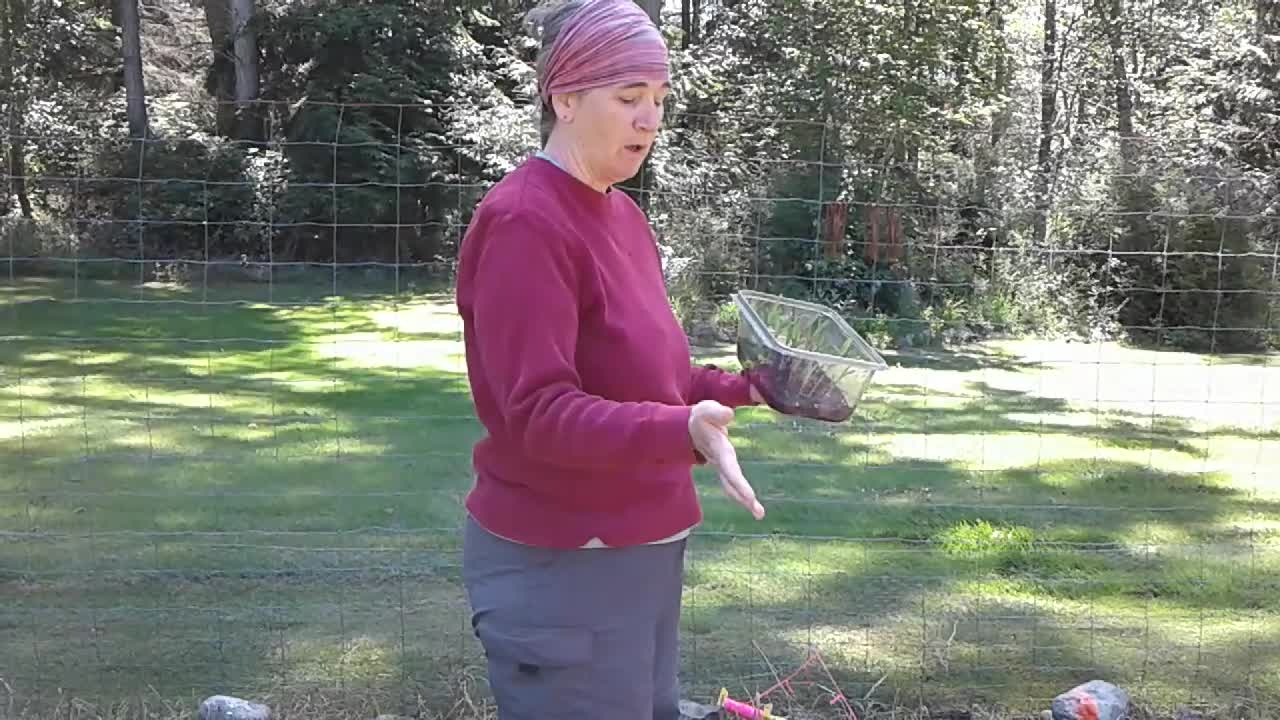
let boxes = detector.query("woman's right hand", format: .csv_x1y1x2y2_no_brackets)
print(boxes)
689,400,766,520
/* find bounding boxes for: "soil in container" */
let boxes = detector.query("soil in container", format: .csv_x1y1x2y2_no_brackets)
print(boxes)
739,338,854,423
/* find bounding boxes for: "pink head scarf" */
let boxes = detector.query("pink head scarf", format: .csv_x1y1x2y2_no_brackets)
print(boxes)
538,0,669,106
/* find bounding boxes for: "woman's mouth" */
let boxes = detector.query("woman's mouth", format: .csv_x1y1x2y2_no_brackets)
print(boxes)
625,143,647,155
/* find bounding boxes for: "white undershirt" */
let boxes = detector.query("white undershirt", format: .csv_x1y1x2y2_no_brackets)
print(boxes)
474,510,692,549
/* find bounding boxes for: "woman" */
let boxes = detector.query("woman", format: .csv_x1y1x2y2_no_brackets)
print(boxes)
454,0,769,717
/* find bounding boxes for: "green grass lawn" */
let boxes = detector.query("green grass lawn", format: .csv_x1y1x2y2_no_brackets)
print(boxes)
2,273,1279,719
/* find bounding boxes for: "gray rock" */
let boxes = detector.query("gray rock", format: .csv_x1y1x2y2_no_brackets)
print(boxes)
679,698,722,719
1051,680,1129,720
198,695,271,720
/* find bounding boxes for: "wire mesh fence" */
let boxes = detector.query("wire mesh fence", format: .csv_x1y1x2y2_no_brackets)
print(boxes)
2,97,1278,720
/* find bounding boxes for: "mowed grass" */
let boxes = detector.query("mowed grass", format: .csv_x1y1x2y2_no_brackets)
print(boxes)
2,273,1279,718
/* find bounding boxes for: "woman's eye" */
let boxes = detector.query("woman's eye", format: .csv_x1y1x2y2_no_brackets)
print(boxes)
619,96,639,105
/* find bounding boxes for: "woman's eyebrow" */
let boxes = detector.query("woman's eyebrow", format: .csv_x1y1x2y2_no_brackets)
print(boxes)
618,81,672,90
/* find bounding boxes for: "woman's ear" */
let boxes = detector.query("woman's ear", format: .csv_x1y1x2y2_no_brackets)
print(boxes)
551,91,579,123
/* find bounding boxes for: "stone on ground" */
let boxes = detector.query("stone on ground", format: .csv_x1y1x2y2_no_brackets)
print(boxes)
198,695,271,720
1051,680,1129,720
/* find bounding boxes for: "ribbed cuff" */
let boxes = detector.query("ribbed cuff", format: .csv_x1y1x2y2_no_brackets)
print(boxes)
652,404,700,465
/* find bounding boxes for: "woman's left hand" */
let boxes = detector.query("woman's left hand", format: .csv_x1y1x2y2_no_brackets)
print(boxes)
689,401,765,520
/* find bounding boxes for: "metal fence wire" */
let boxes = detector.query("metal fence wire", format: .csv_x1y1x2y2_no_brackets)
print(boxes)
1,97,1278,720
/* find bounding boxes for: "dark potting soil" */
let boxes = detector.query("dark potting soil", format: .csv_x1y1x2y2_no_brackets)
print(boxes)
739,339,854,423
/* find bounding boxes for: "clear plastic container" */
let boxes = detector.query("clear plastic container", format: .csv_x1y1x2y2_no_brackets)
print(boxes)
734,289,888,422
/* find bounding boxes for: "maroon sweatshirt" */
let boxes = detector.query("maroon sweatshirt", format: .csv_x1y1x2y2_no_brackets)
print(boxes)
455,156,756,549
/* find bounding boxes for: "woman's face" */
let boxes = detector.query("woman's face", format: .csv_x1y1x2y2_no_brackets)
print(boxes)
556,77,669,187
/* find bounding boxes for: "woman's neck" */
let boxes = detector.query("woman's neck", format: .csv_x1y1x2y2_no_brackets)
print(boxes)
540,135,610,193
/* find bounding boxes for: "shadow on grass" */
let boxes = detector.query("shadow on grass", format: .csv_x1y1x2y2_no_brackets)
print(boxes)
898,381,1252,452
729,380,1252,477
881,344,1045,374
2,274,1278,717
682,486,1280,716
688,418,1279,712
1,274,479,713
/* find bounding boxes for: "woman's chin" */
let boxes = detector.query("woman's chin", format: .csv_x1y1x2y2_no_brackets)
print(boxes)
613,154,648,182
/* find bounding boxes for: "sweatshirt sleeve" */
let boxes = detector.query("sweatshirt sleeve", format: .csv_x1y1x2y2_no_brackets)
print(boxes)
467,209,700,470
688,364,758,407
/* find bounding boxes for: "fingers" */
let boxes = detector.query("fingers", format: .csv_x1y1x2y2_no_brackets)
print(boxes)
720,468,765,520
706,433,765,520
694,400,735,427
720,469,765,519
691,401,763,520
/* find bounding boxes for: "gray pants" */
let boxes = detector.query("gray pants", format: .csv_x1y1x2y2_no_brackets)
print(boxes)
462,516,687,720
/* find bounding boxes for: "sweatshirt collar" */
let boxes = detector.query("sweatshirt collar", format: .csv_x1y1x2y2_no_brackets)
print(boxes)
531,153,614,212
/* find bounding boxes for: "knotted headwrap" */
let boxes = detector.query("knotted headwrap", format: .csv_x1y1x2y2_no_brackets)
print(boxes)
537,0,670,106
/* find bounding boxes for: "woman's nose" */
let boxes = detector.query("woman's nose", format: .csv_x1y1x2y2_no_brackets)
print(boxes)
636,103,661,132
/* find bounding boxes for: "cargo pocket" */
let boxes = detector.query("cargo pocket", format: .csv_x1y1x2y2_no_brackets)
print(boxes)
475,621,595,718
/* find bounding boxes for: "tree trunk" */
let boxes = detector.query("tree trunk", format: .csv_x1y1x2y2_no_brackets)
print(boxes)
231,0,261,141
636,0,660,25
631,0,661,212
976,0,1012,275
680,0,689,47
1033,0,1057,247
3,0,31,219
1107,0,1158,338
6,114,32,219
680,0,701,46
989,0,1012,150
1110,0,1135,178
118,0,148,139
203,0,237,136
1109,0,1146,256
1260,0,1277,37
0,0,13,216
